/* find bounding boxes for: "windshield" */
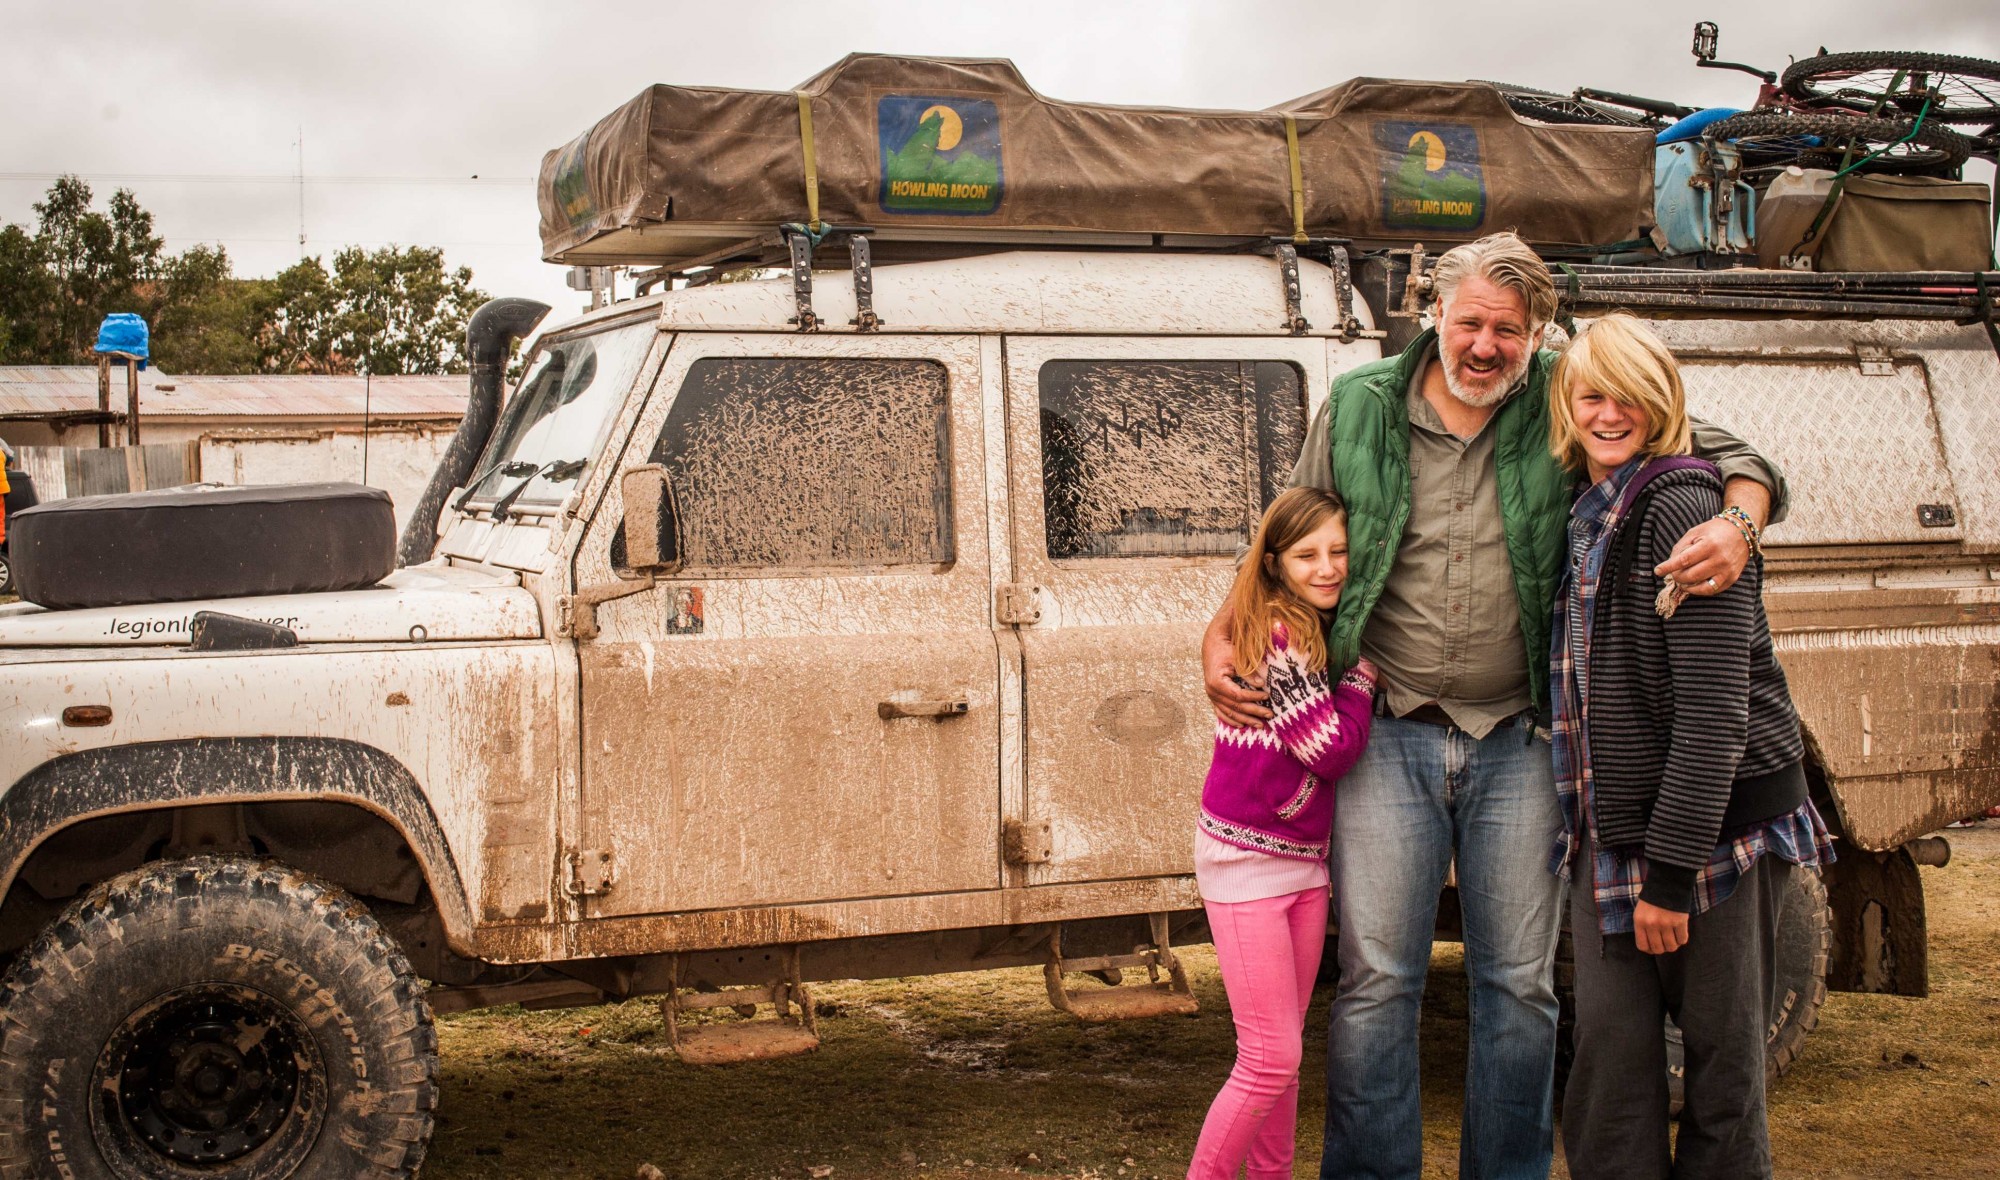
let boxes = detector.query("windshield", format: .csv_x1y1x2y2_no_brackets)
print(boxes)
461,318,657,508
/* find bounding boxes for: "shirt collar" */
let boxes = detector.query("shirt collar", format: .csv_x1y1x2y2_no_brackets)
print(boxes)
1572,456,1648,525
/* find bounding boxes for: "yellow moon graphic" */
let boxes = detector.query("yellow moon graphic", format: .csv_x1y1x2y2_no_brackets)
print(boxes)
921,104,964,151
1407,130,1446,172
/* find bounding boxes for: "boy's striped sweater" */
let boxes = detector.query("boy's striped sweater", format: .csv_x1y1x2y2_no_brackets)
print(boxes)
1199,626,1375,862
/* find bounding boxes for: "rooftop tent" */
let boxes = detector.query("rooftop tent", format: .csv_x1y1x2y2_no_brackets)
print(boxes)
537,54,1655,268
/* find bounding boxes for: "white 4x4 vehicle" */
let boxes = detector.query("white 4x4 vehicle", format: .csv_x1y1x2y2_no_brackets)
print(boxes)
0,250,1990,1179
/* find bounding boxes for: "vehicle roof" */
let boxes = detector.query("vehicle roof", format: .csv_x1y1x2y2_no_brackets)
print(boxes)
546,251,1381,339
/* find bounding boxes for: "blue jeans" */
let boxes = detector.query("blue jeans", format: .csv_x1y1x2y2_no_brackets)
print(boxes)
1318,714,1565,1180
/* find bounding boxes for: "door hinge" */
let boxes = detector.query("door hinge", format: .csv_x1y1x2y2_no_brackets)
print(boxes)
565,848,616,897
995,583,1045,626
1004,818,1052,865
1855,345,1895,376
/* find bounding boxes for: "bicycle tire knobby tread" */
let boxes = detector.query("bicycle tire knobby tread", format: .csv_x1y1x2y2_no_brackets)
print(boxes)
1783,50,2000,123
1705,110,1972,173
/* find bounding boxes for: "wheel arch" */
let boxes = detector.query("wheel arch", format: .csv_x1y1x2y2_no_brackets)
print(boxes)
0,737,477,957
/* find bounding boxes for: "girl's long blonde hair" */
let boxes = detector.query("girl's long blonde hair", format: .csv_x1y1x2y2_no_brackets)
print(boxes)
1226,487,1347,674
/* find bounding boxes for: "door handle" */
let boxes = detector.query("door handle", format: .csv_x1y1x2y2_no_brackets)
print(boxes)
878,699,970,721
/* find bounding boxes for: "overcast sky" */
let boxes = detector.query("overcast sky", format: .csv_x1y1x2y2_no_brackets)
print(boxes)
4,0,1997,331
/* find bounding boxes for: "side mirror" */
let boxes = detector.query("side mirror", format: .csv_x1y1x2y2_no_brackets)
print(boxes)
619,464,674,570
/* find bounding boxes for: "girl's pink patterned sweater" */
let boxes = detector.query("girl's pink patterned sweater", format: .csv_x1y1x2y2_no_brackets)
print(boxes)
1198,626,1375,862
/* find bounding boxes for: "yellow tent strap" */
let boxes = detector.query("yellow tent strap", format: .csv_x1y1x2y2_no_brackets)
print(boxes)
1284,116,1307,245
795,91,822,233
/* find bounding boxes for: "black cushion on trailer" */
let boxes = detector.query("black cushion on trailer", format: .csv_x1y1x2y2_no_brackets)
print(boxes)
10,483,396,610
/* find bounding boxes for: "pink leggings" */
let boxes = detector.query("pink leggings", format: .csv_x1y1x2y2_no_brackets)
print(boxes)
1188,886,1329,1180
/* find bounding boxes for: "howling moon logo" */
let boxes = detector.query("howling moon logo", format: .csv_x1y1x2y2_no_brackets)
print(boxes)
1379,121,1485,232
920,104,964,151
1408,130,1446,171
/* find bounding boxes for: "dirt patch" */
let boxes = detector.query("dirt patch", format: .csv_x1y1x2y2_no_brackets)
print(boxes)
427,824,2000,1179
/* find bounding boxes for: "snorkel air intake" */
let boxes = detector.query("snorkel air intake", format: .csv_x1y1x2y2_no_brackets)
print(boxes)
397,297,551,566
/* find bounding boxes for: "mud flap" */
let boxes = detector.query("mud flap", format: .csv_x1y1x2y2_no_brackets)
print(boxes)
1043,912,1199,1021
660,947,821,1064
1824,845,1929,997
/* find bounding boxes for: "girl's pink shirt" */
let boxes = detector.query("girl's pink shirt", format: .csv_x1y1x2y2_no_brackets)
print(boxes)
1193,827,1328,903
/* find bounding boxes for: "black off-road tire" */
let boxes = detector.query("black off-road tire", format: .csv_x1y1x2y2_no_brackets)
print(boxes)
0,857,437,1180
1554,866,1830,1110
1783,50,2000,124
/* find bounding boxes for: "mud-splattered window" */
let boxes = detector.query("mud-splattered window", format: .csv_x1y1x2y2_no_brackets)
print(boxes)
1038,361,1305,559
630,357,954,572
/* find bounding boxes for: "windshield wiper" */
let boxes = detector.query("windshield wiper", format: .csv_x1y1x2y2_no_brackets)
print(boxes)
452,459,538,514
491,457,587,522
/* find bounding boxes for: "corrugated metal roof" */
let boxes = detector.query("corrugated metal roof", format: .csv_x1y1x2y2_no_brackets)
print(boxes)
0,367,469,420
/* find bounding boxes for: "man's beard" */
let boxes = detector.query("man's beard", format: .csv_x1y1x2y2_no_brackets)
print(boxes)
1439,341,1531,409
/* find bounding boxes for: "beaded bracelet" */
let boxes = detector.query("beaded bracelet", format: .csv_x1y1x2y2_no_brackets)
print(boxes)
1717,505,1763,556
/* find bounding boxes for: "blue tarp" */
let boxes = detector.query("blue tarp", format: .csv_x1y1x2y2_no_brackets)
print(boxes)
93,313,150,369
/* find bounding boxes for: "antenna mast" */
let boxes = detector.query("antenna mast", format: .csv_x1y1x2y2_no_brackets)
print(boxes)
296,125,306,258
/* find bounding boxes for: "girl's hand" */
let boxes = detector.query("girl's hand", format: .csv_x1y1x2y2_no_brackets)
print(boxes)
1632,899,1690,955
1353,658,1379,685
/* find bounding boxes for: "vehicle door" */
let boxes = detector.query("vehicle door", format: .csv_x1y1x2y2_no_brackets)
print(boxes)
1000,336,1351,884
570,333,1001,917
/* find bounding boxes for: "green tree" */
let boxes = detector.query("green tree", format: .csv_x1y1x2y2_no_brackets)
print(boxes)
258,246,486,375
0,178,488,374
32,176,163,361
0,224,54,364
149,244,268,375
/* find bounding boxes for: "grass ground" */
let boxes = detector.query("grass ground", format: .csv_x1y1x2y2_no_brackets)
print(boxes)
426,823,2000,1179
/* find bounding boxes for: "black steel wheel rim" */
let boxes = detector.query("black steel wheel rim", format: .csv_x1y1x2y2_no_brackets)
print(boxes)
91,983,327,1175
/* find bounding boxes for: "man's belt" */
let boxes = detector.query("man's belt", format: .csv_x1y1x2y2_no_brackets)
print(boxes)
1402,702,1456,727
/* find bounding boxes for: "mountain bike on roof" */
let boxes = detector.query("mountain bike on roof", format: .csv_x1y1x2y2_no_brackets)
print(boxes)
1483,22,1995,177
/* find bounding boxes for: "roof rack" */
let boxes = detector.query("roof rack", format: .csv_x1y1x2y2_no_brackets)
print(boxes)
635,223,1368,341
1373,245,2000,324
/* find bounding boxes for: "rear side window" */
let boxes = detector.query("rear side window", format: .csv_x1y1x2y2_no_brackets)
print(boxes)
1037,360,1305,559
629,357,954,572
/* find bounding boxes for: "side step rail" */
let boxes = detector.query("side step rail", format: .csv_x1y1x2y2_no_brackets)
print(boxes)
1044,913,1198,1022
661,946,820,1064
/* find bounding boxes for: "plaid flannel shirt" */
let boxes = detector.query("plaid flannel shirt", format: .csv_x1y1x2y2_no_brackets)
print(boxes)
1549,459,1834,936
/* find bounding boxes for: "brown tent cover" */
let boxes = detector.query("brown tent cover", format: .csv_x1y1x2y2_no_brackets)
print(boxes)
539,55,1653,266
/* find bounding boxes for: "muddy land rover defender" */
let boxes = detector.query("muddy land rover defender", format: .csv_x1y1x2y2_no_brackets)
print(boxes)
2,55,1998,1177
0,248,1992,1179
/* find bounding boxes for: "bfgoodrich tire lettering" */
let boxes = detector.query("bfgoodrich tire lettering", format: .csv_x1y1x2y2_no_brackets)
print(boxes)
0,857,436,1179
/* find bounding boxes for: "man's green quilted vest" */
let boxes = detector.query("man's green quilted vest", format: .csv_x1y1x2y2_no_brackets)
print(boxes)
1324,328,1572,711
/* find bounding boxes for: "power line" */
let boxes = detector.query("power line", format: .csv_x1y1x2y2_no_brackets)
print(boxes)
0,171,534,186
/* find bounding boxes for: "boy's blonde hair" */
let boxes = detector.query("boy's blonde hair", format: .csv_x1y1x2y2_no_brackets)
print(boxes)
1548,312,1692,472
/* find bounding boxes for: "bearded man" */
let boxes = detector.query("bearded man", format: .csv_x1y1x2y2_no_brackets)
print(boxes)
1202,232,1787,1180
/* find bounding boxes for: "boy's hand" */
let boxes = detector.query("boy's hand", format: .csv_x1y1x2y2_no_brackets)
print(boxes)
1633,899,1690,955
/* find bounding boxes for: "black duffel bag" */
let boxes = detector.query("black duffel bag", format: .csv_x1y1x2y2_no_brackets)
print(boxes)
11,483,396,610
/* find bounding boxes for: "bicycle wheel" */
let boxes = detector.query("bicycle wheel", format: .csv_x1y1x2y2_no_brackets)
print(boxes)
1782,51,2000,124
1474,81,1651,128
1704,110,1971,175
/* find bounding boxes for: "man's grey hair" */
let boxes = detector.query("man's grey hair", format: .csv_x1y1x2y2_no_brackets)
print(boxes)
1430,232,1558,330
